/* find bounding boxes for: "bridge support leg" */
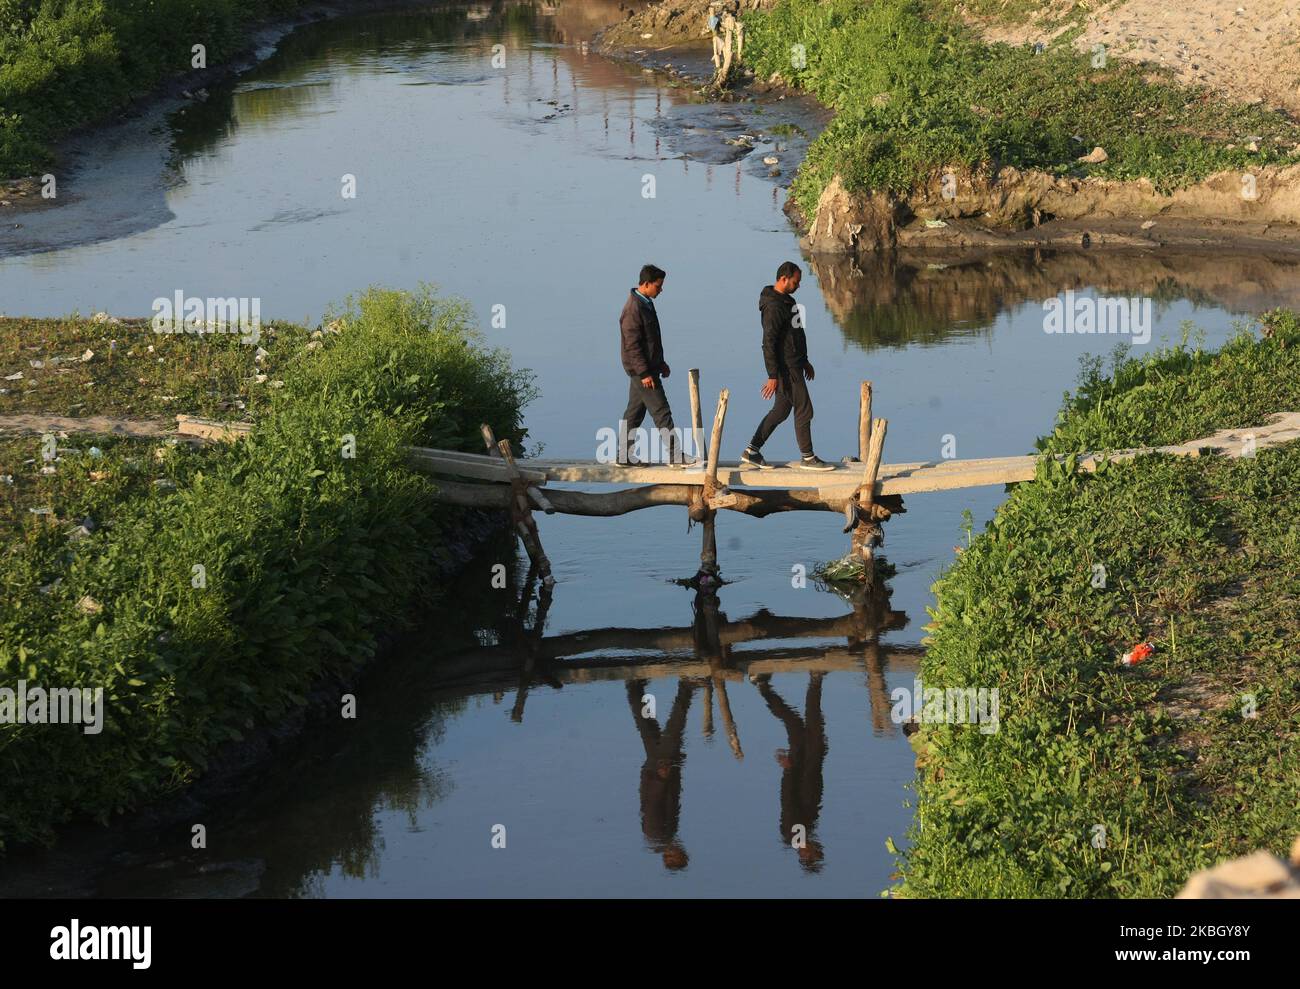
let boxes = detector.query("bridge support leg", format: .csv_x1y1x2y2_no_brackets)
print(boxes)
694,387,729,586
483,425,554,586
850,417,888,578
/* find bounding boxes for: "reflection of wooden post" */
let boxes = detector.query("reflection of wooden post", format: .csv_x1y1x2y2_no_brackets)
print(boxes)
864,638,893,735
510,574,553,723
714,674,743,760
702,679,715,738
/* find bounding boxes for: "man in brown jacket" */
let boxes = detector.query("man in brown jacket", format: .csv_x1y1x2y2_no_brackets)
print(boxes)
618,264,695,467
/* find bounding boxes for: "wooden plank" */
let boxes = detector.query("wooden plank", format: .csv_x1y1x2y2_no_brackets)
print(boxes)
518,412,1300,495
175,415,253,442
408,447,548,484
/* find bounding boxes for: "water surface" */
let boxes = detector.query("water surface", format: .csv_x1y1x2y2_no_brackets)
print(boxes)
3,1,1299,898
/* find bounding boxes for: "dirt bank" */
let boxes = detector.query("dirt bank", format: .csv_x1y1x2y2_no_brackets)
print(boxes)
799,164,1300,256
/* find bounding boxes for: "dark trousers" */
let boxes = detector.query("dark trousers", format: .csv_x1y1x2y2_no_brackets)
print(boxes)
750,369,813,456
621,374,678,460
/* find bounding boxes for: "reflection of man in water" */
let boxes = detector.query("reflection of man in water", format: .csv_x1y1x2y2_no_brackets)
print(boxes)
754,672,828,871
626,678,695,870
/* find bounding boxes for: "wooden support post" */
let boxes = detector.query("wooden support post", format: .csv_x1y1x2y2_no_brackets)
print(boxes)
701,515,719,578
705,388,729,488
858,381,873,463
688,368,705,465
495,435,554,586
851,417,888,573
698,388,730,583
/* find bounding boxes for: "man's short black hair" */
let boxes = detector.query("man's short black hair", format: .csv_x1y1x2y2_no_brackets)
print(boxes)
639,264,666,286
776,261,802,281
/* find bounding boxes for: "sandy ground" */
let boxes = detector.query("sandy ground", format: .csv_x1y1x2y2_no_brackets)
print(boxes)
983,0,1300,116
601,0,775,50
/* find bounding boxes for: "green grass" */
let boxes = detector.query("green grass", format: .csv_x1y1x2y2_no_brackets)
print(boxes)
0,0,312,177
0,314,305,420
895,310,1300,897
0,285,535,850
744,0,1300,217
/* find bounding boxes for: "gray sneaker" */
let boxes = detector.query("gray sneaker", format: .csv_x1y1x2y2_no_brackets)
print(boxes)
740,447,774,470
796,454,837,472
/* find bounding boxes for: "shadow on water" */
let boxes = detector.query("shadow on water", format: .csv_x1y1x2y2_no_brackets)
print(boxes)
0,537,915,897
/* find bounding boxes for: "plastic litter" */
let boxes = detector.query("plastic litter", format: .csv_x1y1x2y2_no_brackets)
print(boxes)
1119,641,1156,667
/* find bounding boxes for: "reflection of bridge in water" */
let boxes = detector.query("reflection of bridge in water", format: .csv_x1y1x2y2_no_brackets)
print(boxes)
437,562,917,871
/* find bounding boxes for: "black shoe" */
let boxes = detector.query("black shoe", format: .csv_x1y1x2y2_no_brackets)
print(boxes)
796,454,837,472
740,447,774,470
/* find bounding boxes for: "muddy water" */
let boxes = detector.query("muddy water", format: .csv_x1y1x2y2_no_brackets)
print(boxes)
3,2,1300,898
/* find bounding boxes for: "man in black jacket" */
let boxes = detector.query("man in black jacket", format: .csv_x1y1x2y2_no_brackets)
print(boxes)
618,264,694,467
741,261,835,471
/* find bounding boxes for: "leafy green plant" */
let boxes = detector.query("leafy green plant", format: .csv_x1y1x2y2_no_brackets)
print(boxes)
896,310,1300,898
0,286,533,850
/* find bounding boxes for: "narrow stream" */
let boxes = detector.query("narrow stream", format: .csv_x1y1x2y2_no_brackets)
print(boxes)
2,1,1299,897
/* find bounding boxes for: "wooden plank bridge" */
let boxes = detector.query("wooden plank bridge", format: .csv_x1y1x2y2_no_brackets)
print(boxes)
175,376,1300,589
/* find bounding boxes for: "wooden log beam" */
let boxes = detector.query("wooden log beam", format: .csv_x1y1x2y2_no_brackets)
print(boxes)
526,485,555,515
418,475,906,519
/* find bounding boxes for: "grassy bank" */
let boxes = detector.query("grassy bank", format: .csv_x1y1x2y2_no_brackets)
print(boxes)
0,0,318,177
0,287,534,850
896,310,1300,897
743,0,1300,219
